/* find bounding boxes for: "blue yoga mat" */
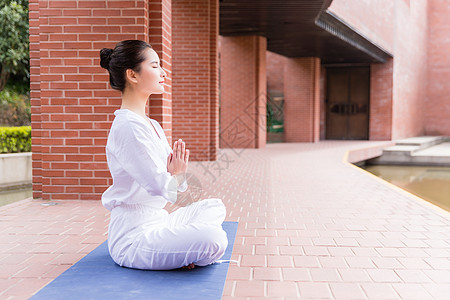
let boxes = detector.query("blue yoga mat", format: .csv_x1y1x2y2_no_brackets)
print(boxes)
32,222,238,300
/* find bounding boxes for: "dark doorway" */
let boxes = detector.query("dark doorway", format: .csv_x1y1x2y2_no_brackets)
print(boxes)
267,90,284,143
326,67,370,140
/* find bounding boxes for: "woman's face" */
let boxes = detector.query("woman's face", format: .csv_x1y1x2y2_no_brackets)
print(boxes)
135,48,166,95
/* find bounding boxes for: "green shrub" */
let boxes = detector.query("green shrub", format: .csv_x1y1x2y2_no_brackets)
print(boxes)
0,126,31,153
0,84,30,126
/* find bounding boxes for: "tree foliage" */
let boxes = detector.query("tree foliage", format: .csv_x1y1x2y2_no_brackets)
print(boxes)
0,0,29,91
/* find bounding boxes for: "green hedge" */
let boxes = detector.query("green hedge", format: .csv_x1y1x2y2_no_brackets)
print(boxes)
0,126,31,153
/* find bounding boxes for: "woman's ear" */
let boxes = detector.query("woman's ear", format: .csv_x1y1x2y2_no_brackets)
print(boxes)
125,69,138,85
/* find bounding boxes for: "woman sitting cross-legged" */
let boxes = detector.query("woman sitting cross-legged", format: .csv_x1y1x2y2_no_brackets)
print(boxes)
99,40,228,270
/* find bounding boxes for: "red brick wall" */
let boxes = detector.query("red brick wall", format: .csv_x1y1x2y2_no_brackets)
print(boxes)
266,54,326,141
31,0,161,201
210,0,220,158
320,66,326,140
256,36,267,148
219,35,267,149
172,0,219,160
331,0,430,140
148,0,173,139
370,60,393,140
29,0,41,199
266,51,286,93
284,57,320,143
391,0,428,139
426,0,450,135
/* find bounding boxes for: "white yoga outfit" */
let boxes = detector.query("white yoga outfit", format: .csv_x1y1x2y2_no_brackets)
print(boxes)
102,109,228,270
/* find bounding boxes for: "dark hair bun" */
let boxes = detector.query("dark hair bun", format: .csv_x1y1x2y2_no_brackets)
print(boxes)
100,48,113,70
99,40,152,92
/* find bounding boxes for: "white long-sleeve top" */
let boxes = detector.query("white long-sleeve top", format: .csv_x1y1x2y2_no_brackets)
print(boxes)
102,109,188,211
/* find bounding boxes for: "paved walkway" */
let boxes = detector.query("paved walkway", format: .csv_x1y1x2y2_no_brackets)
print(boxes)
1,141,449,299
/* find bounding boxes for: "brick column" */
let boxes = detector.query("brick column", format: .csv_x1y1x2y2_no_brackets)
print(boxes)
30,0,171,201
172,0,220,161
219,35,267,149
370,59,393,140
148,0,172,139
29,0,41,199
284,57,320,143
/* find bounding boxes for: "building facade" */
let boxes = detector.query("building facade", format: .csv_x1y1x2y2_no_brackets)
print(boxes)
29,0,449,201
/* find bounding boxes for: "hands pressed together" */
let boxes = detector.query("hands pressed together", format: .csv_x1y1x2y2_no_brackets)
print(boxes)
167,138,189,178
166,139,202,207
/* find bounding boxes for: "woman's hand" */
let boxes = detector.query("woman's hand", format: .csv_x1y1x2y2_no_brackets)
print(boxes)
167,139,189,177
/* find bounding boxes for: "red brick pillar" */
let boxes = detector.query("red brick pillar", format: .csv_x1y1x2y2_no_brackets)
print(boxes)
148,0,172,138
29,0,41,199
370,59,393,140
219,35,267,149
284,57,320,143
172,0,220,161
30,0,170,201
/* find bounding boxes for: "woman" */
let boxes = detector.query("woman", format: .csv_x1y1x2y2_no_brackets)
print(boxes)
99,40,228,270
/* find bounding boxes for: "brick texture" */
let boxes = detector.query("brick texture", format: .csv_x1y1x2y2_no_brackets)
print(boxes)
391,0,428,139
320,66,326,140
29,0,41,199
3,141,450,298
30,0,158,201
426,0,450,135
266,53,327,141
219,35,267,149
266,51,285,93
28,0,449,201
330,0,432,140
172,0,220,161
148,0,173,140
283,57,321,143
370,59,393,140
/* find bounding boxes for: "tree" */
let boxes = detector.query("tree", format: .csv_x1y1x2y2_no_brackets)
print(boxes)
0,0,29,91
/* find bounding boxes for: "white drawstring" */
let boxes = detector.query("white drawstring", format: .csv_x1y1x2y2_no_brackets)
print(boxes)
215,259,239,266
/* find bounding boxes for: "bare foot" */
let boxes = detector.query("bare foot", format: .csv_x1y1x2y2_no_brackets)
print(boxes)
181,263,195,270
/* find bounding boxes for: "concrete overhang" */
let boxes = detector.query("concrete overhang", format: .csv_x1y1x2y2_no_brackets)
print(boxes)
219,0,392,64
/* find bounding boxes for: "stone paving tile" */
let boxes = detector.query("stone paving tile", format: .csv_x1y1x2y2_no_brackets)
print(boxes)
298,282,333,298
267,281,299,298
371,257,404,269
234,280,265,297
309,268,342,282
329,282,367,299
422,283,450,299
338,269,372,282
282,268,311,282
1,141,450,299
361,283,400,299
392,283,433,299
253,267,282,281
0,199,108,299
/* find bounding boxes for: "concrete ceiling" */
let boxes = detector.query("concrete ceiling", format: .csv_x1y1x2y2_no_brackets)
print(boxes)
219,0,391,64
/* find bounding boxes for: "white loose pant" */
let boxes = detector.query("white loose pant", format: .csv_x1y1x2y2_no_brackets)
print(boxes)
107,198,228,270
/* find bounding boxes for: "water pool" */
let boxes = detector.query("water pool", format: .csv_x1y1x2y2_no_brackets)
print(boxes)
362,165,450,212
0,186,32,207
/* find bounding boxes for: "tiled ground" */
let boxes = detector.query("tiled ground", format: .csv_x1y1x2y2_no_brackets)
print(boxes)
1,141,449,299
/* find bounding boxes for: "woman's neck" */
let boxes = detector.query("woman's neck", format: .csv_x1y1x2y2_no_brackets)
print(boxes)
120,88,150,119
